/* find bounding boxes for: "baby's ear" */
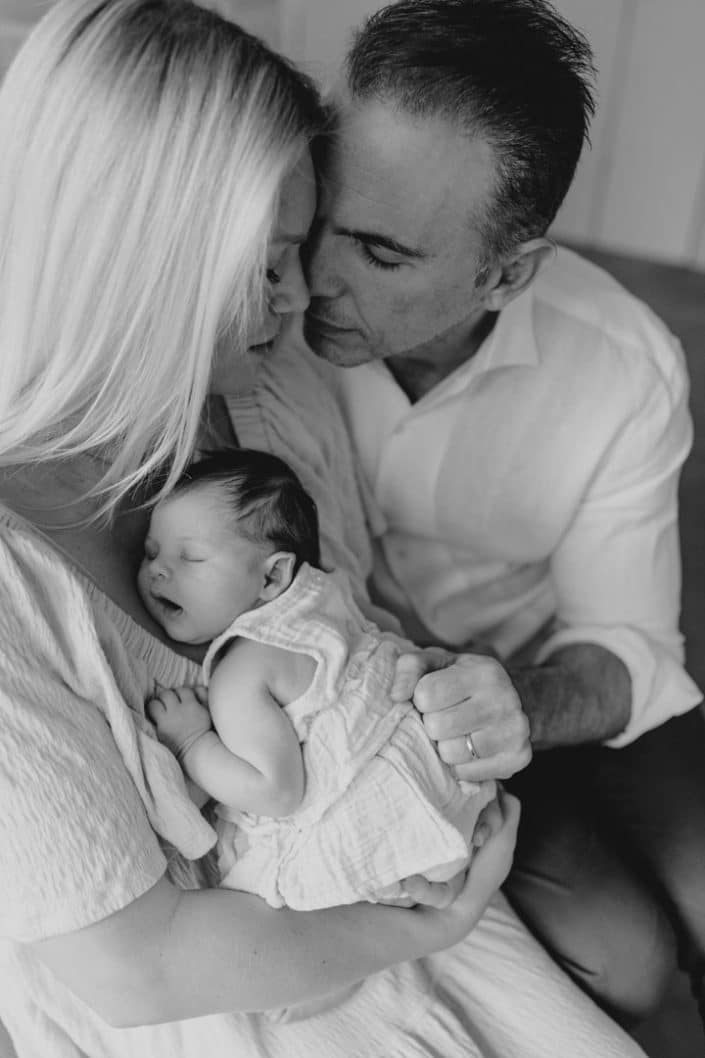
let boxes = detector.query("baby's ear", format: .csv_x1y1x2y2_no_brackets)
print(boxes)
260,551,296,601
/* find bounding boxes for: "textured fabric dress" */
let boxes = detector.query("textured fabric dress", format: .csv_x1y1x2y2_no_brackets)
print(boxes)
0,503,646,1057
204,564,495,907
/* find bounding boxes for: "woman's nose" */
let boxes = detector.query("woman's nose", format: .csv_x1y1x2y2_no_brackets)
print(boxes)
270,256,310,315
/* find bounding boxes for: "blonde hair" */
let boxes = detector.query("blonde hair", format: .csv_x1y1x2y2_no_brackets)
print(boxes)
0,0,324,518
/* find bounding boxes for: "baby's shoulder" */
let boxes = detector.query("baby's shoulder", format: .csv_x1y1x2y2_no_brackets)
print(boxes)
211,635,313,706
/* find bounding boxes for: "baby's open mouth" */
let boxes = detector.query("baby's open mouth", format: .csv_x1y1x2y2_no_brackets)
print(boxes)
153,592,182,615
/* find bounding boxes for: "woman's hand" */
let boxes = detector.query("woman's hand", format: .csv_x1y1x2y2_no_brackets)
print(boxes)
470,786,506,849
402,788,520,948
147,684,212,760
391,650,532,782
33,788,519,1026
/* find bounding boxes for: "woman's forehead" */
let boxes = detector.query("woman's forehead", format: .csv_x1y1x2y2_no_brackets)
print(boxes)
272,151,317,246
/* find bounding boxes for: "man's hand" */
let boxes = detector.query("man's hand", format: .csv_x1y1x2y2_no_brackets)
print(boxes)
391,650,532,782
147,685,212,761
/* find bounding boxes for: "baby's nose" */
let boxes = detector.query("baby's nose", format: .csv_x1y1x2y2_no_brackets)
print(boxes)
149,558,170,580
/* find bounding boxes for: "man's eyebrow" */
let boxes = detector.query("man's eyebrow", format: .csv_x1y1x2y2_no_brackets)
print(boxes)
334,225,427,259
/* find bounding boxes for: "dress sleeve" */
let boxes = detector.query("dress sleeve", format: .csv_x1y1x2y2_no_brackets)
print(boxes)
0,676,167,942
0,532,167,942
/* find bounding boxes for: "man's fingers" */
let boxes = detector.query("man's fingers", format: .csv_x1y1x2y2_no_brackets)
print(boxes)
413,655,510,715
389,649,454,702
421,695,509,743
435,732,489,765
452,745,532,783
389,652,431,701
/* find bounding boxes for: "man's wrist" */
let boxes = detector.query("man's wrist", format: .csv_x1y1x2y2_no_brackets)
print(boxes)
509,643,631,749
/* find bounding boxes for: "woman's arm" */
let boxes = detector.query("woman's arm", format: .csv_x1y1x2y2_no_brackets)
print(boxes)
34,793,520,1028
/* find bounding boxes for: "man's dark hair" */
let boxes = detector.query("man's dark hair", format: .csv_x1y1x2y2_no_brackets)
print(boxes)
346,0,596,260
174,449,321,573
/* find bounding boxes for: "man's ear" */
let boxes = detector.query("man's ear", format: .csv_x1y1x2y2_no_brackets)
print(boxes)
259,551,296,602
481,237,556,312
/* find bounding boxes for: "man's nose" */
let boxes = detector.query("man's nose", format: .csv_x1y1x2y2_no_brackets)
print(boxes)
303,221,342,299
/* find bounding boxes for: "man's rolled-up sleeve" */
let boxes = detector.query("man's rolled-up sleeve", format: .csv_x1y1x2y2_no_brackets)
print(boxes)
535,339,703,746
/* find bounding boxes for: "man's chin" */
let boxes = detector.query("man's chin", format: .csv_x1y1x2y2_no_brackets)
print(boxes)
304,327,374,368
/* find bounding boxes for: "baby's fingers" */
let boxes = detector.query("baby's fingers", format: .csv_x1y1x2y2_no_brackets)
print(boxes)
155,687,183,708
146,697,164,724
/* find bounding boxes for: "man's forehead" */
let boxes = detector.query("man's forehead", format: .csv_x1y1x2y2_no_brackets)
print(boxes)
323,97,495,249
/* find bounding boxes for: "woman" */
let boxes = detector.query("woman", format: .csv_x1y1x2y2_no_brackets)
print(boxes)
0,2,645,1056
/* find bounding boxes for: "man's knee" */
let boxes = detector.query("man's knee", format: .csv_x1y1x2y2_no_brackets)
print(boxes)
505,805,678,1024
574,909,677,1024
507,867,676,1021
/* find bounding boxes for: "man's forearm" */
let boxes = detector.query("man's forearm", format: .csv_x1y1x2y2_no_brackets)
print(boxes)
509,643,631,750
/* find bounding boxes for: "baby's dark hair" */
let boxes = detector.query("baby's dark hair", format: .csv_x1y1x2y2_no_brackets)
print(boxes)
172,448,321,573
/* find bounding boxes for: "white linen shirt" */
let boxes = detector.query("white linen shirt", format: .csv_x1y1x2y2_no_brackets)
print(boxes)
335,248,702,747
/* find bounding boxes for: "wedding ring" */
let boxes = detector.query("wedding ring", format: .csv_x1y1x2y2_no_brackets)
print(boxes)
465,732,480,760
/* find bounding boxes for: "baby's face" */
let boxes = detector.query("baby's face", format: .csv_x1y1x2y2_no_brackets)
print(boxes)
137,484,267,644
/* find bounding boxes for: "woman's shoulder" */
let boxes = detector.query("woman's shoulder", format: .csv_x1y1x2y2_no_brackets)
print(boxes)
0,504,197,689
0,506,94,665
0,507,214,942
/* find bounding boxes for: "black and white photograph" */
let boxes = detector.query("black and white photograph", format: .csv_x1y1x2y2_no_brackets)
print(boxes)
1,2,704,1055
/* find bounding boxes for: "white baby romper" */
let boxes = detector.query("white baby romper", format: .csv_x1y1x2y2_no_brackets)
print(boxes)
203,563,496,908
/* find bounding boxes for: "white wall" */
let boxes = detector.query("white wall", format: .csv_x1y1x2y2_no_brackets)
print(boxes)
550,0,705,268
2,0,704,269
277,0,705,270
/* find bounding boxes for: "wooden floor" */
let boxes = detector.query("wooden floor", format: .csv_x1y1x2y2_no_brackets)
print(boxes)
1,247,703,1057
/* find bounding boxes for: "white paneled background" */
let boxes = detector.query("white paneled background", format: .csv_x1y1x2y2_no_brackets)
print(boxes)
1,0,704,269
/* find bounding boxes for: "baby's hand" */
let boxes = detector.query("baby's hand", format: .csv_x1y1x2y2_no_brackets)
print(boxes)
147,685,211,760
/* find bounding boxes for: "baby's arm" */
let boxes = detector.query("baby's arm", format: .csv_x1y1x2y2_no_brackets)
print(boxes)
184,639,304,818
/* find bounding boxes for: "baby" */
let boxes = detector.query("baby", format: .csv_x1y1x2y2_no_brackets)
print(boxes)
139,449,496,909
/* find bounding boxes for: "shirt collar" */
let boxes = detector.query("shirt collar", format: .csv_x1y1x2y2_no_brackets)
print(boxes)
474,281,541,373
403,283,541,408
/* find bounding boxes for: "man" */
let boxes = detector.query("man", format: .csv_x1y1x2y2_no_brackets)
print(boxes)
303,0,705,1028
